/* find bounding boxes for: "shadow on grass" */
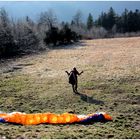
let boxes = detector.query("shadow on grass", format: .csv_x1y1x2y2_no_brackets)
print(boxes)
76,92,104,105
49,41,86,50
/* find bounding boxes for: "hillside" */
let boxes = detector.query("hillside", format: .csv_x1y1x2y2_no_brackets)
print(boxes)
0,37,140,139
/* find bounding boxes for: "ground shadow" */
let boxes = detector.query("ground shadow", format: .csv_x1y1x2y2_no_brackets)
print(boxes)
50,40,86,50
76,92,104,105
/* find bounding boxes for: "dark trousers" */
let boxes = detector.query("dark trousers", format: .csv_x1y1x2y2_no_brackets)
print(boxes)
72,81,78,93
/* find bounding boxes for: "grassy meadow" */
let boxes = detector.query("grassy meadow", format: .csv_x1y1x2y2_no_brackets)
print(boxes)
0,37,140,139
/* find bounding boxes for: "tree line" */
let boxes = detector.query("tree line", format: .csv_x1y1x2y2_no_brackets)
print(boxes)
95,8,140,35
0,7,140,58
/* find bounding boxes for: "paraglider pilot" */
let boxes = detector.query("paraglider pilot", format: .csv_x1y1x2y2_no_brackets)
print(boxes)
65,67,83,93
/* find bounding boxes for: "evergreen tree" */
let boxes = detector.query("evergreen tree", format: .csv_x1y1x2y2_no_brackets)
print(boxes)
96,7,116,31
135,9,140,31
115,14,123,32
121,9,129,32
87,13,94,30
127,10,135,32
107,7,116,30
71,20,75,26
44,27,59,46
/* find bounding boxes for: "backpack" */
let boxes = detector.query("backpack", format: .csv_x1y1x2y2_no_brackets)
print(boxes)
69,71,76,85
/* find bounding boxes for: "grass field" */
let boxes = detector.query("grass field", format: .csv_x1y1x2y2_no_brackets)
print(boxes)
0,37,140,139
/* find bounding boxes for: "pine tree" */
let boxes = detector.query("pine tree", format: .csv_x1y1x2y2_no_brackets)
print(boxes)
107,7,116,30
121,8,129,32
87,13,94,30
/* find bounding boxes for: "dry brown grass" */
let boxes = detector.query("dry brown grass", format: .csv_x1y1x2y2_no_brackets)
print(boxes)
2,37,139,79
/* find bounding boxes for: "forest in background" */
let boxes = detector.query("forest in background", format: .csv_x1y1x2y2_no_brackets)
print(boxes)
0,7,140,58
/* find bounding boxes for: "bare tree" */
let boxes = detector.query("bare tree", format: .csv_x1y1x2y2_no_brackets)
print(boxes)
38,9,57,29
0,8,16,56
72,10,83,27
12,18,40,53
0,8,10,27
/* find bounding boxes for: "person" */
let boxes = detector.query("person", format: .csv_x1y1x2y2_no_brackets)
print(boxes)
65,67,83,93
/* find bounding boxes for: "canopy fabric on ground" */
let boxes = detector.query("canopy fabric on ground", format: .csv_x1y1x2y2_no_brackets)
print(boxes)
0,112,112,125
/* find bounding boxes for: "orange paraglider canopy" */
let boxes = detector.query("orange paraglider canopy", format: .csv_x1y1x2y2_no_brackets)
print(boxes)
0,112,112,125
